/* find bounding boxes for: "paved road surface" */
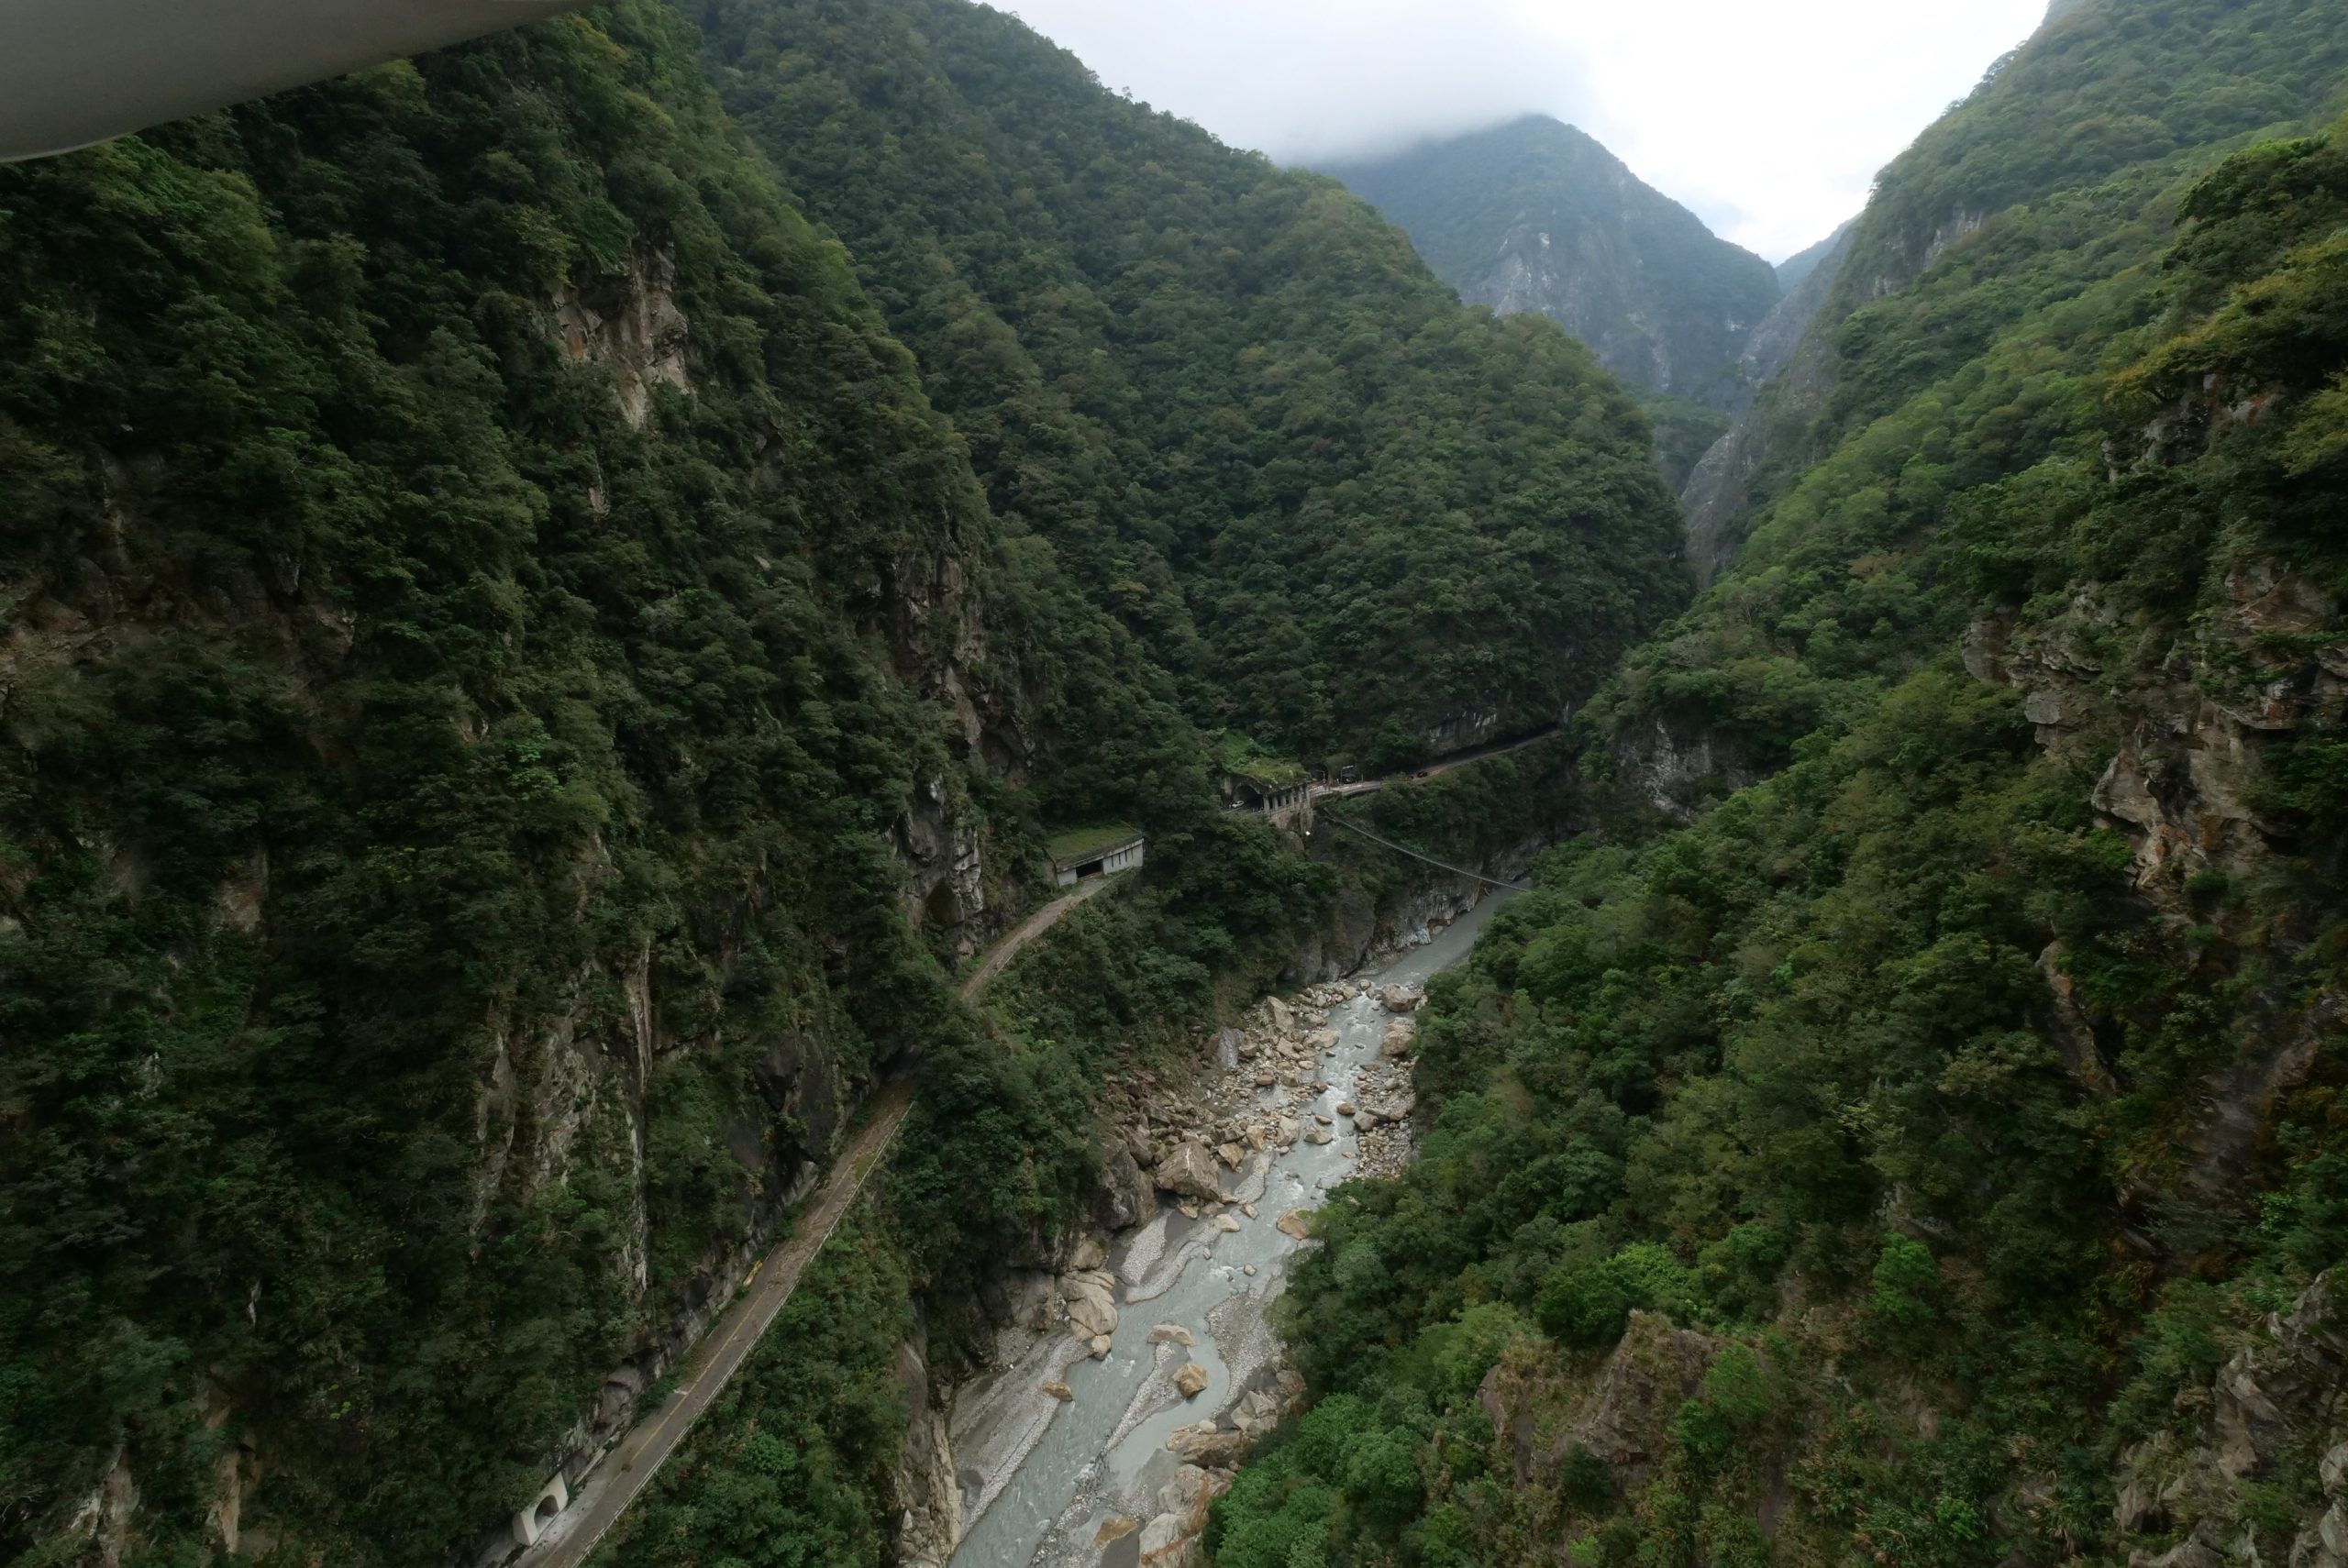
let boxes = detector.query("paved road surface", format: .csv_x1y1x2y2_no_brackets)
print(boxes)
509,871,1127,1567
511,1082,914,1568
958,873,1119,999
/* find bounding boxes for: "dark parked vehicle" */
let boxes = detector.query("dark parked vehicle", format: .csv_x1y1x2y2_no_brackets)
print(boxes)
1338,767,1359,784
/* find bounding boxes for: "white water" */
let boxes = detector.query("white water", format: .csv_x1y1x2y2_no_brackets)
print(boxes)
947,891,1514,1568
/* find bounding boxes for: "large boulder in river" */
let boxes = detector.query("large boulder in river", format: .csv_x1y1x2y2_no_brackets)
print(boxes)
1381,984,1423,1013
1096,1147,1159,1231
1137,1511,1197,1566
1168,1420,1246,1468
1062,1269,1120,1339
1154,1140,1229,1203
1381,1018,1419,1057
1173,1362,1210,1397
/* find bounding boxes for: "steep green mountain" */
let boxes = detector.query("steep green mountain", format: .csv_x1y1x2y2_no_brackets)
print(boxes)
1213,2,2348,1566
0,8,1113,1560
1324,116,1784,410
1681,0,2348,575
687,13,1688,765
0,0,1692,1561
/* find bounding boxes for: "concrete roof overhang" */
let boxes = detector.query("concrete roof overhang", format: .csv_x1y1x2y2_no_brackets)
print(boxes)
1,0,589,162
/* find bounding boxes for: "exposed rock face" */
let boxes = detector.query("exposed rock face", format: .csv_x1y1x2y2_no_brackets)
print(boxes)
2214,1274,2345,1482
1609,716,1756,823
1972,560,2347,1209
1478,1311,1722,1495
891,1328,962,1568
2112,1274,2347,1567
1095,1147,1159,1231
553,242,693,430
1326,116,1780,405
1423,706,1507,756
1680,197,1992,579
1734,219,1855,401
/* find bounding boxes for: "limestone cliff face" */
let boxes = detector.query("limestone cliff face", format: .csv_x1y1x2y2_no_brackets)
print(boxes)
17,221,1037,1568
2110,1272,2347,1568
1325,117,1780,406
1477,1312,1722,1498
1967,553,2347,1229
1735,221,1855,398
1677,217,1866,580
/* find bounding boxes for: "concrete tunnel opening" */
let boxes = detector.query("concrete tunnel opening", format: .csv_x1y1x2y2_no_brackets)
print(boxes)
513,1474,570,1547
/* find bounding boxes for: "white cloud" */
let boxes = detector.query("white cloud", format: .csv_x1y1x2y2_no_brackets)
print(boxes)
993,0,2048,260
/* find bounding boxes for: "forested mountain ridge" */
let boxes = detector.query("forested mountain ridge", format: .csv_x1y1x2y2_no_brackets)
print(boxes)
1211,1,2348,1564
1680,0,2348,575
1324,116,1783,411
686,6,1690,763
0,7,1096,1558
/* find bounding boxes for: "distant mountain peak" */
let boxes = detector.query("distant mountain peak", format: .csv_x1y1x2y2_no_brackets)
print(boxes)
1324,116,1780,408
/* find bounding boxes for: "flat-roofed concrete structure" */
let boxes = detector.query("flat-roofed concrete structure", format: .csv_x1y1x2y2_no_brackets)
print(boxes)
1047,830,1146,889
2,0,587,162
1225,772,1312,830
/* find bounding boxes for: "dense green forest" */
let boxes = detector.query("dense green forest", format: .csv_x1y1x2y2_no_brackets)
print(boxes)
685,0,1688,763
0,0,1689,1562
1324,116,1783,412
7,0,2343,1563
0,6,1089,1560
1682,0,2348,572
1212,0,2348,1562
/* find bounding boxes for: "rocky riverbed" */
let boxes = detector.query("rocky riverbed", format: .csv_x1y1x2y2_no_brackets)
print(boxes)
902,893,1511,1568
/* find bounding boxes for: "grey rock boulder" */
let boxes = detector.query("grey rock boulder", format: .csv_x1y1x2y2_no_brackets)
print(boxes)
1153,1141,1228,1204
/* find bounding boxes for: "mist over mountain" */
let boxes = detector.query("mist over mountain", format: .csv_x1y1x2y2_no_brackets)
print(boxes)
1772,217,1855,290
1324,116,1782,409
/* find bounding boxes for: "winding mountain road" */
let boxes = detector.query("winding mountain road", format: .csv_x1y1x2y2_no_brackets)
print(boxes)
509,870,1126,1568
507,729,1546,1564
958,873,1120,999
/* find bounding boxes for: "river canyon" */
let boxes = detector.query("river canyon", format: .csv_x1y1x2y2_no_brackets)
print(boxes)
921,892,1515,1568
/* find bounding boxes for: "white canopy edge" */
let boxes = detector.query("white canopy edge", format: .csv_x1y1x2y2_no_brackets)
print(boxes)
1,0,590,162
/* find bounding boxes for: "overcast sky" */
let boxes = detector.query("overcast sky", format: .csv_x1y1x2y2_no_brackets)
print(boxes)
996,0,2049,261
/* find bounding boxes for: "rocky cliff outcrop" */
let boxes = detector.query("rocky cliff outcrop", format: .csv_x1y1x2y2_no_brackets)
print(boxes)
1968,558,2347,1205
1477,1312,1722,1496
2112,1273,2346,1567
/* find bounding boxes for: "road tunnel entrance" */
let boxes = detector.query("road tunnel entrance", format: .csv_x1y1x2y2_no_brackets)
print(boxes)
513,1474,570,1548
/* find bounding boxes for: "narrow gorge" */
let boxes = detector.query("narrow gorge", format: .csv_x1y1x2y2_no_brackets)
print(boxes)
4,2,2346,1568
924,895,1510,1568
